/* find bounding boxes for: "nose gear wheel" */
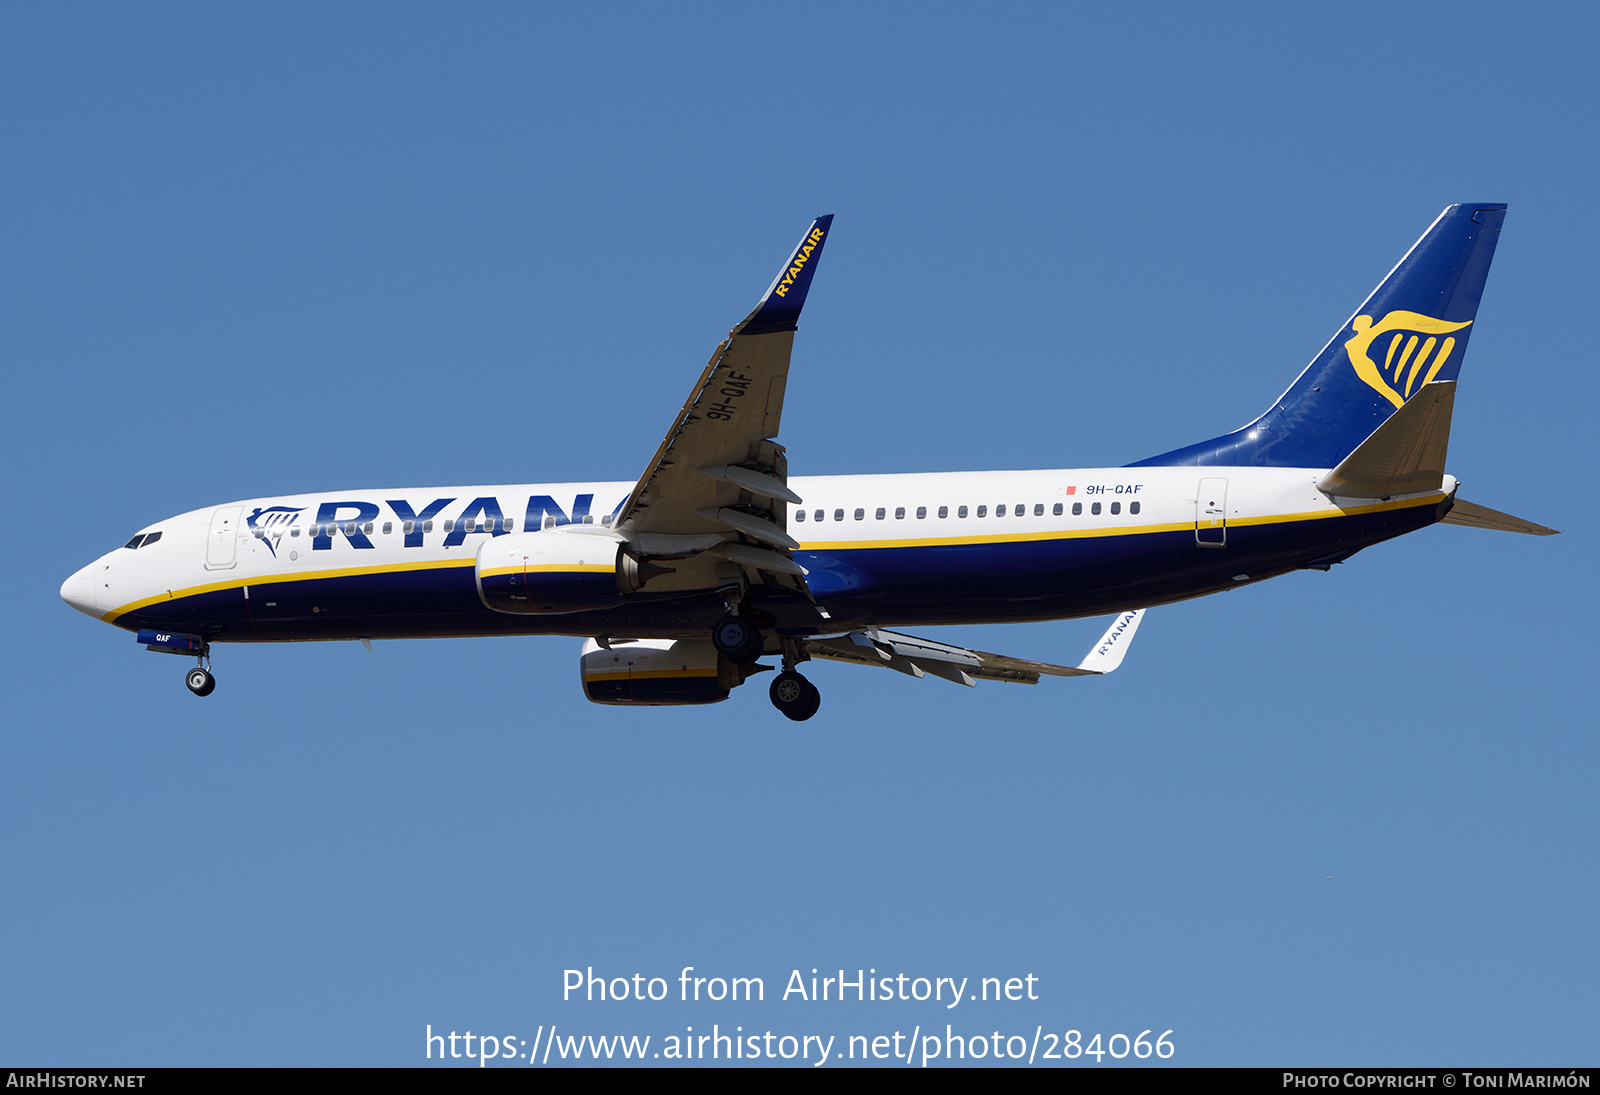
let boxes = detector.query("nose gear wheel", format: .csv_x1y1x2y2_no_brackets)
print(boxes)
185,667,215,696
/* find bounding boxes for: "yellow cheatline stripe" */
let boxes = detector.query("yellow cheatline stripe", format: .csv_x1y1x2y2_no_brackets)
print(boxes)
794,493,1441,552
101,557,476,624
478,564,615,579
586,669,719,681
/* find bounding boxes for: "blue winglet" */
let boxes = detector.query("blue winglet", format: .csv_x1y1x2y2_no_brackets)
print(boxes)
739,214,834,335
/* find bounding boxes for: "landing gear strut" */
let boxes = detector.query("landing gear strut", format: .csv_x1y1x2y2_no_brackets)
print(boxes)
185,665,215,696
711,613,763,664
769,670,821,721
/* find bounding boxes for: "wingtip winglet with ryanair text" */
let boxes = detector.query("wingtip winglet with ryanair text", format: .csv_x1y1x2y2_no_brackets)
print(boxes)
61,204,1556,719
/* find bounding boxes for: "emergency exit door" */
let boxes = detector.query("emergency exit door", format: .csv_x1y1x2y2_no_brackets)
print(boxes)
1195,477,1228,546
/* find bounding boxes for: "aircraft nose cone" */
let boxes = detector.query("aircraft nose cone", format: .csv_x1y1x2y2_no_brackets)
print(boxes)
60,564,100,617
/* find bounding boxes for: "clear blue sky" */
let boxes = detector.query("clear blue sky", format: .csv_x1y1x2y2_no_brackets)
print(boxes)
3,2,1595,1067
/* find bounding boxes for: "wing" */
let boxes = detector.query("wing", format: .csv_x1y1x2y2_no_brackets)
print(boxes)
802,611,1147,686
613,215,833,591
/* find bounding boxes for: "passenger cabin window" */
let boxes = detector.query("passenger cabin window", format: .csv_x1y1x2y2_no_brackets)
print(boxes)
363,522,374,534
813,509,824,522
834,509,844,522
424,520,434,533
382,522,393,535
895,507,906,519
1052,503,1062,515
957,505,968,518
1130,501,1141,515
444,520,454,532
1072,502,1083,515
1016,503,1025,516
977,505,987,517
290,527,301,538
1110,502,1121,515
996,504,1006,517
937,506,948,519
403,521,414,534
598,515,610,526
875,507,885,520
544,515,556,529
854,508,865,521
1034,504,1044,516
1091,502,1101,515
794,509,806,522
917,506,927,519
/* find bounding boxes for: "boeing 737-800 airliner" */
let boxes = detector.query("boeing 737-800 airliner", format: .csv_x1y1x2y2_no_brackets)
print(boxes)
60,205,1554,720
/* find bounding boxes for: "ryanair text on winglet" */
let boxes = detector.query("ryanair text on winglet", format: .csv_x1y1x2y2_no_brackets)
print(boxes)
772,227,826,298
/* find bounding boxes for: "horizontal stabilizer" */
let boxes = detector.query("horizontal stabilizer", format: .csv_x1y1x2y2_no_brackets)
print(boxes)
1441,498,1559,535
1318,381,1454,498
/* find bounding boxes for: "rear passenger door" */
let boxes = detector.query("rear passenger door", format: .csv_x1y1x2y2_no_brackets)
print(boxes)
1195,478,1228,546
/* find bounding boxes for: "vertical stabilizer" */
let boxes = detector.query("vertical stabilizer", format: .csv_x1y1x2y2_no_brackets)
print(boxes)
1132,204,1506,470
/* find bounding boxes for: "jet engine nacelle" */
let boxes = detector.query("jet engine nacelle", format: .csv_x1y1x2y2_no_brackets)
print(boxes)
476,528,630,615
580,638,756,706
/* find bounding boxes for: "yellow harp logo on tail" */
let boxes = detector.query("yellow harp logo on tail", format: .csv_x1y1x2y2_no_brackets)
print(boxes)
1344,311,1473,409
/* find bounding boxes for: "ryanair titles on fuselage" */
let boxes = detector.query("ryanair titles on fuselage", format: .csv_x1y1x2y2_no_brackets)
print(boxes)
246,493,622,552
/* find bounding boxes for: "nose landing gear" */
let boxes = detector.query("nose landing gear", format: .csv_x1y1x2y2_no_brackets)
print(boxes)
769,670,820,721
138,630,216,696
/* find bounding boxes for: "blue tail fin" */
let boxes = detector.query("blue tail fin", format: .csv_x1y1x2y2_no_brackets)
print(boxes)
1131,204,1507,469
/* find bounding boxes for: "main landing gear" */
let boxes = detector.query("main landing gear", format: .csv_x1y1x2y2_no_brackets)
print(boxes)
711,612,764,664
712,610,821,720
185,665,215,697
769,670,821,721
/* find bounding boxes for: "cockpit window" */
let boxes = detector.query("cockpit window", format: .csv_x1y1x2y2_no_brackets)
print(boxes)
141,531,161,547
123,531,162,549
123,534,144,550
